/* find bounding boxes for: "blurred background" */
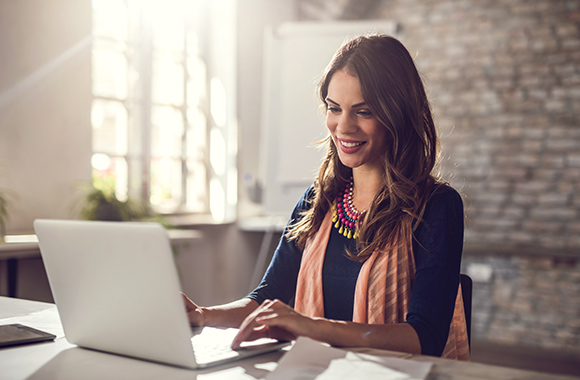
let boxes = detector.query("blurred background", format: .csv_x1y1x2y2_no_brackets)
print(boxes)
0,0,579,375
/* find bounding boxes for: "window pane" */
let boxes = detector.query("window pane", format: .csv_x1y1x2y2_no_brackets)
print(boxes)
151,106,184,156
92,45,128,99
151,1,184,52
152,55,184,105
92,99,128,155
150,157,182,210
92,0,127,41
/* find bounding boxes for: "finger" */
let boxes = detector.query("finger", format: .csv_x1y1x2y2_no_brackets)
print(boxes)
232,306,277,348
181,293,205,326
231,325,270,349
232,314,267,348
181,292,198,312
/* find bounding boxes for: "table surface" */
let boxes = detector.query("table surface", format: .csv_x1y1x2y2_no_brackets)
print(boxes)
1,296,579,380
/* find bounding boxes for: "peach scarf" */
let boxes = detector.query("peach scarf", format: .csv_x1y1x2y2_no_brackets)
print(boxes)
294,211,470,360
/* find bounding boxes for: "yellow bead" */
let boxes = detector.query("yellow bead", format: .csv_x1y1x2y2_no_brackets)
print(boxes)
347,229,352,239
339,225,343,234
335,220,340,229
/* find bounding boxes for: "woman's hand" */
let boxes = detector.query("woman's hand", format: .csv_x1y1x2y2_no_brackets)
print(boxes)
231,299,314,349
181,292,205,326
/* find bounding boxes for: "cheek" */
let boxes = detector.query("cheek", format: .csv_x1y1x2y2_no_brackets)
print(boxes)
325,115,336,132
372,122,388,144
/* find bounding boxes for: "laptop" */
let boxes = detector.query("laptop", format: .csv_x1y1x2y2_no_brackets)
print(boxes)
34,219,288,369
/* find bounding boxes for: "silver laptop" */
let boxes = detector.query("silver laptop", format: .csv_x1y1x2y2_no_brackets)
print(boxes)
34,219,288,369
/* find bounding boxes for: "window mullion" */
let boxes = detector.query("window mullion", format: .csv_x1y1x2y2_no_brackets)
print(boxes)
138,5,153,210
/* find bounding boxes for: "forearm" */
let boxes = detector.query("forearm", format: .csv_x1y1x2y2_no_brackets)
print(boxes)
308,318,422,354
201,298,259,328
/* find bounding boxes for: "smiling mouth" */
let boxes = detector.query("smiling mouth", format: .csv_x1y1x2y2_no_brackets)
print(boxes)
340,140,365,148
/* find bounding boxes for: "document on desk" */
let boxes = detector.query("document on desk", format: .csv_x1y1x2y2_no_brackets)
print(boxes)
266,337,432,380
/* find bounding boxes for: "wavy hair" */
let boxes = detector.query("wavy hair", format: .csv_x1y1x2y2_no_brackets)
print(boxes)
286,34,441,262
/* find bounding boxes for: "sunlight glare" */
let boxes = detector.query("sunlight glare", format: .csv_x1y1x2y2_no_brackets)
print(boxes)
210,77,227,127
210,127,226,176
210,177,225,222
91,153,111,171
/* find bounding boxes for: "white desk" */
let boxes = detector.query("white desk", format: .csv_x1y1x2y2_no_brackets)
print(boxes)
1,296,579,380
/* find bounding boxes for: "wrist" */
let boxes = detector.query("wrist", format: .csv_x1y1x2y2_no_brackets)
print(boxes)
307,317,358,347
198,306,209,326
306,317,328,341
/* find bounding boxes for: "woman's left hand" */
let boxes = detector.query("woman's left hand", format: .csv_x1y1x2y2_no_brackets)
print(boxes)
231,299,313,349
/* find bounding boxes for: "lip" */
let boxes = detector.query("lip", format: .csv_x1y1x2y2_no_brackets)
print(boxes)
337,138,366,154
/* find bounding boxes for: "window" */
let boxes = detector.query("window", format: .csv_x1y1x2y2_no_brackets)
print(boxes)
91,0,236,220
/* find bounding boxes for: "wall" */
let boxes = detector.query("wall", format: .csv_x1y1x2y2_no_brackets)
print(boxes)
297,0,580,355
236,0,298,218
0,0,92,233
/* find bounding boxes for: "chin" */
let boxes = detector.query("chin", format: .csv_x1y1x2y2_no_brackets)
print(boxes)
338,159,363,169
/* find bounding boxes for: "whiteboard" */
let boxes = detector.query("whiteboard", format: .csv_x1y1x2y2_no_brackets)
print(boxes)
259,21,398,217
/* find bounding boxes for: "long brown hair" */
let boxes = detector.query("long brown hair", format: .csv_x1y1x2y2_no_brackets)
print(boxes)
287,34,441,262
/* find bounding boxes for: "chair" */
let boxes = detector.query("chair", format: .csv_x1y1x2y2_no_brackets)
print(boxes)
460,274,473,349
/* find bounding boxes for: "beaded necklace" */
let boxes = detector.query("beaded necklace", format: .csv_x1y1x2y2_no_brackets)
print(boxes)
332,177,364,239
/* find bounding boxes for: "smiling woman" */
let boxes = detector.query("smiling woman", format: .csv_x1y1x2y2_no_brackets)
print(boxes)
183,34,470,361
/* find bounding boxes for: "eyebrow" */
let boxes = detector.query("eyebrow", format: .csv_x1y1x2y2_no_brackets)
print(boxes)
325,97,367,108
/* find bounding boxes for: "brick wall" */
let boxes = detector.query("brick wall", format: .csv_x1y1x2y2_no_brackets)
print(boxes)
298,0,580,354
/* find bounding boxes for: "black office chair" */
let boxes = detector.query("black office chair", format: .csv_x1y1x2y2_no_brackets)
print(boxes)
460,274,473,349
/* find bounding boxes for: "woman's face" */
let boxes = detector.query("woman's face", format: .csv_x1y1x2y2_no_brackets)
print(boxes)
325,69,387,172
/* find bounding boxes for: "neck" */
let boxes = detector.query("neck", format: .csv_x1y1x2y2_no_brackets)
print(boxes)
351,168,383,211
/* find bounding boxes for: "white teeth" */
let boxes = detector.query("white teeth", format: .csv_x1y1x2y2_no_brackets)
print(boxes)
340,141,363,148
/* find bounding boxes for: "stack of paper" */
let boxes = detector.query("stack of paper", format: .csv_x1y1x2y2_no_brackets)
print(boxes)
266,337,432,380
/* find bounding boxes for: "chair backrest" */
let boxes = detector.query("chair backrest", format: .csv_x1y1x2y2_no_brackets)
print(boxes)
460,274,473,349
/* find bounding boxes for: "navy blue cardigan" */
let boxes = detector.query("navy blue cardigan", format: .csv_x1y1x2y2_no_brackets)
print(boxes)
247,184,464,357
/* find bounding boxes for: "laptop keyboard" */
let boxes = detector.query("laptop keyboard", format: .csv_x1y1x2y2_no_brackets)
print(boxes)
190,327,287,366
190,327,240,364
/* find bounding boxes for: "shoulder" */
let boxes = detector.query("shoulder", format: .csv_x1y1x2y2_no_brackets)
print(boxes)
415,183,464,237
291,184,316,217
413,183,465,266
427,183,463,206
423,183,464,218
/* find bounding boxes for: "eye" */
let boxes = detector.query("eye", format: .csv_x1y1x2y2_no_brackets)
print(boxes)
327,106,341,114
356,109,373,118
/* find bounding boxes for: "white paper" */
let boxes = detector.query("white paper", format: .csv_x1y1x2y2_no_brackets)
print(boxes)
266,337,432,380
316,354,410,380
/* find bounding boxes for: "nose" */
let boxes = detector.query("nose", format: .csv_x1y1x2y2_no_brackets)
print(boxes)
336,112,357,134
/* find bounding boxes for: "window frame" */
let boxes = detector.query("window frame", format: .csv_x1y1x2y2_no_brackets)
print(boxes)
90,0,237,222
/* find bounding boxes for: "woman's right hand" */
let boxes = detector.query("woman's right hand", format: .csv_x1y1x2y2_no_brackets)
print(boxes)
181,292,205,326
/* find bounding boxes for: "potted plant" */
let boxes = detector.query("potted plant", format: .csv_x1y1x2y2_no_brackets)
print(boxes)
77,176,170,227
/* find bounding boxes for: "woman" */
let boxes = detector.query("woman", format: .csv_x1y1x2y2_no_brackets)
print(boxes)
183,34,470,360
